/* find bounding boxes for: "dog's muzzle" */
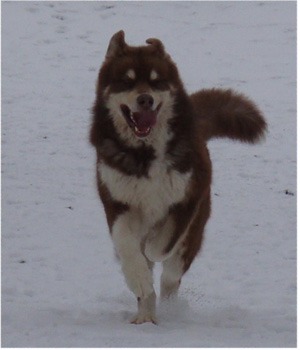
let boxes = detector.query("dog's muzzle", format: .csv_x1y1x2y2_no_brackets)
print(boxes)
121,94,162,138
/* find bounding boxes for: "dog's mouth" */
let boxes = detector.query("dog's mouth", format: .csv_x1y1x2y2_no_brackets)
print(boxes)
120,103,162,138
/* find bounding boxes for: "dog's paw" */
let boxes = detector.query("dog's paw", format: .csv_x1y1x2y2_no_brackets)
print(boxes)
130,312,157,325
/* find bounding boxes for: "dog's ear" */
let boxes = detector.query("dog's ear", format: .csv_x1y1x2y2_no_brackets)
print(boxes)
146,38,166,56
106,30,126,58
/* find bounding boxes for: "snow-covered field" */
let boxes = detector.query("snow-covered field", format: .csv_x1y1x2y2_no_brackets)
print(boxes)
2,1,296,347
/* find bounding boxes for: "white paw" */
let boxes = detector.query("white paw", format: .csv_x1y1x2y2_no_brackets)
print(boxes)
130,312,157,325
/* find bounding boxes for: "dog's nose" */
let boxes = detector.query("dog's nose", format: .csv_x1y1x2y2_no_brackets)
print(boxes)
137,94,154,110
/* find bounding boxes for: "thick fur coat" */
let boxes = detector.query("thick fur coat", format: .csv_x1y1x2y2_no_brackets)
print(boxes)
90,30,267,324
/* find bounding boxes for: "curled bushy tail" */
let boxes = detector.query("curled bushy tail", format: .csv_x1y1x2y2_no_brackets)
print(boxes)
190,88,267,143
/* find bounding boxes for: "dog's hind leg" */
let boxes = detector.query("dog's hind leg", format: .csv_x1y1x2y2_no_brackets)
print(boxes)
160,194,211,299
160,248,185,299
112,211,157,324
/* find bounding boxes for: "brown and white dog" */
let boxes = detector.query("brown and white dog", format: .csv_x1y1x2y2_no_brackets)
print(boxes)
90,30,267,324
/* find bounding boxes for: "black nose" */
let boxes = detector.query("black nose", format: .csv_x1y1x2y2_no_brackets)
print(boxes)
137,94,154,110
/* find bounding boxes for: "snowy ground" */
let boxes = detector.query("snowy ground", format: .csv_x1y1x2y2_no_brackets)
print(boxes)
2,1,296,347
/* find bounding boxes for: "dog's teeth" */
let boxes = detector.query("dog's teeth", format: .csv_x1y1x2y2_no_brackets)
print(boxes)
134,126,151,135
130,112,136,124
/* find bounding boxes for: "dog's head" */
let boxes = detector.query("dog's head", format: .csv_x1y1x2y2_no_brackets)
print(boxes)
97,31,183,139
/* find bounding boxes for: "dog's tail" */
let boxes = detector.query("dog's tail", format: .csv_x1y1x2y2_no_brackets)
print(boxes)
190,88,267,143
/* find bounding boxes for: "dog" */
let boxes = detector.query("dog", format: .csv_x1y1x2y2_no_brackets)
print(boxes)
90,30,267,324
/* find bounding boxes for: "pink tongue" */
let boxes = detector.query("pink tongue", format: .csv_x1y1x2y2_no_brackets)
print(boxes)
133,110,157,131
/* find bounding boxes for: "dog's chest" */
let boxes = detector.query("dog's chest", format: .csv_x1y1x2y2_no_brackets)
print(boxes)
99,158,191,223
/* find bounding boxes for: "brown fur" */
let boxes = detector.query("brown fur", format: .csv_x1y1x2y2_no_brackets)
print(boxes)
191,88,267,143
90,30,267,324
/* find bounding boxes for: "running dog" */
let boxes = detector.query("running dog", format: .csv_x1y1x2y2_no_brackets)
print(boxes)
90,30,267,324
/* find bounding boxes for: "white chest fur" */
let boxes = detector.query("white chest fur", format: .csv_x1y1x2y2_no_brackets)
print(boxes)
98,158,192,225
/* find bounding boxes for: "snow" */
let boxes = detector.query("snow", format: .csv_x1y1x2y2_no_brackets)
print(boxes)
2,1,296,347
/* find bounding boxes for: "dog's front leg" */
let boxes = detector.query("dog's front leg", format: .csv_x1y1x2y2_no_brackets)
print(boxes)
112,212,157,324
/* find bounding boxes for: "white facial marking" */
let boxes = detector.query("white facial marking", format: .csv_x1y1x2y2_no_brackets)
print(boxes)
126,69,136,80
150,69,159,81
